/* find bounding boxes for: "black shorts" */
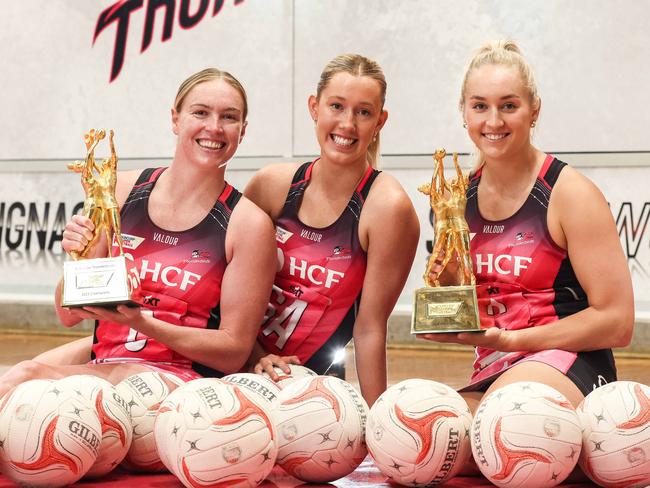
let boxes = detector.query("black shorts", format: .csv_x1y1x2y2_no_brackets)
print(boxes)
459,349,617,396
566,349,617,395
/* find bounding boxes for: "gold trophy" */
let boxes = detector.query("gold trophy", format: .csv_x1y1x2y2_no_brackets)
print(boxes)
411,149,482,333
61,129,134,307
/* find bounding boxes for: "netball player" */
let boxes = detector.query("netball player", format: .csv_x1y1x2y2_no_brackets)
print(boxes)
421,40,634,412
248,54,420,406
0,68,276,398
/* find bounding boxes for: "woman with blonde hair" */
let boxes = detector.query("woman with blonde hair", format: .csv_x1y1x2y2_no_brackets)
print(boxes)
249,54,419,406
423,40,634,411
0,68,276,397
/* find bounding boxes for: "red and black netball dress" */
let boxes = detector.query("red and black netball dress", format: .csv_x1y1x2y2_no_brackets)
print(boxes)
464,155,616,394
257,161,380,374
91,168,241,379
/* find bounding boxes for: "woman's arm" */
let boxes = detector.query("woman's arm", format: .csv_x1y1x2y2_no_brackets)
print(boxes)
32,336,93,365
426,166,634,352
72,197,277,374
353,174,420,405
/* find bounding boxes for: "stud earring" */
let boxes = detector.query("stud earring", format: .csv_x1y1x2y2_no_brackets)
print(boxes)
531,120,537,128
463,122,467,129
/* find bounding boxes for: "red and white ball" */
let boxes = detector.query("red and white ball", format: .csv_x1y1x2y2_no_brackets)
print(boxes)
0,379,101,487
366,379,472,486
578,381,650,487
274,375,368,482
115,371,184,471
261,365,317,390
471,381,582,488
56,375,133,478
154,378,277,488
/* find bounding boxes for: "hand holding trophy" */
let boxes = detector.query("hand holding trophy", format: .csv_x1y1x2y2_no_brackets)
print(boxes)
61,129,134,308
411,149,481,333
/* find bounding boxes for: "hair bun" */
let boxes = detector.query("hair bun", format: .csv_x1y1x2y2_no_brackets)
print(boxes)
478,39,522,56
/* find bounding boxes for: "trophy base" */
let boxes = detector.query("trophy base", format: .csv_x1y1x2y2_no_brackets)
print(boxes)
61,255,136,308
411,285,483,334
63,300,139,309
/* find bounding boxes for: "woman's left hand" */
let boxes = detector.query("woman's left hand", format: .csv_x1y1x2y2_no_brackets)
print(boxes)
419,327,515,351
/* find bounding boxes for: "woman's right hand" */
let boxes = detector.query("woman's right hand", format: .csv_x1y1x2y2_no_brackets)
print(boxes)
253,354,301,381
61,214,96,256
428,249,462,286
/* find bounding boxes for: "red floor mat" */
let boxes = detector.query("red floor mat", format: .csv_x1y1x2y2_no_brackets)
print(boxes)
0,458,598,487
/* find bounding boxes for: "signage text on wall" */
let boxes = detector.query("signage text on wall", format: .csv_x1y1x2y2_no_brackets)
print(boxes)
95,0,246,82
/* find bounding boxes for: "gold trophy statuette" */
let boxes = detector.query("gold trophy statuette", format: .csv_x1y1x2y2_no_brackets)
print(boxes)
61,129,134,308
411,149,482,334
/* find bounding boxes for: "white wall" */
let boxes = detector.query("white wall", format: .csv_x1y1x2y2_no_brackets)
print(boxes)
1,1,649,314
2,0,649,161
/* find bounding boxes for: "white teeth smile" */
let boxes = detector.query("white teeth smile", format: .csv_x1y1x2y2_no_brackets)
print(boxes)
331,135,355,146
197,140,225,149
484,133,508,141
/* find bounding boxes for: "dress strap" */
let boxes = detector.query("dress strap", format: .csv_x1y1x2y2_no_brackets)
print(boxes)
356,165,381,201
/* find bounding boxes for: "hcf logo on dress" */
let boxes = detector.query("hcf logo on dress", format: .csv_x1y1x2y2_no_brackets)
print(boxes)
474,253,532,277
287,256,344,289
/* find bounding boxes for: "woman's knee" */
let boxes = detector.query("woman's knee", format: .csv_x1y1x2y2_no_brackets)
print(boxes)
2,360,58,385
484,361,584,407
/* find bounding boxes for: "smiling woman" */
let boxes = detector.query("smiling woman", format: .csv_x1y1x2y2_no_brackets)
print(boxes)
0,68,276,399
422,41,634,415
246,54,420,406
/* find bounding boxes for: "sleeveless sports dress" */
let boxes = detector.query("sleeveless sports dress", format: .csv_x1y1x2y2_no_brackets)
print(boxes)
91,168,241,380
257,161,380,374
463,155,616,395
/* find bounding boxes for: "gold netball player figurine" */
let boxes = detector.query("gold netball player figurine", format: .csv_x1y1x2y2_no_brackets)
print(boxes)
66,129,124,259
412,149,481,333
61,129,133,307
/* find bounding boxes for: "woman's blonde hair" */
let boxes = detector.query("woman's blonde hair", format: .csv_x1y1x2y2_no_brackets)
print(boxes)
459,40,540,168
316,54,387,168
174,68,248,120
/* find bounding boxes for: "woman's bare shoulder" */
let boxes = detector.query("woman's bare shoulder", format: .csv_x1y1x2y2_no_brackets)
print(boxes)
115,169,146,206
244,162,303,216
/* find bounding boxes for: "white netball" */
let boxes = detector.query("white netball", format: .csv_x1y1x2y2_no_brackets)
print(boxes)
115,371,184,471
578,381,650,487
55,375,133,478
154,378,277,488
273,375,368,483
366,378,472,486
471,381,582,488
0,379,101,487
261,364,317,389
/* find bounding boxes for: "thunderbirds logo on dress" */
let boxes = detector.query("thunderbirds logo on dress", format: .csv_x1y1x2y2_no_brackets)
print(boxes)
327,245,351,261
184,249,211,264
512,231,534,247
